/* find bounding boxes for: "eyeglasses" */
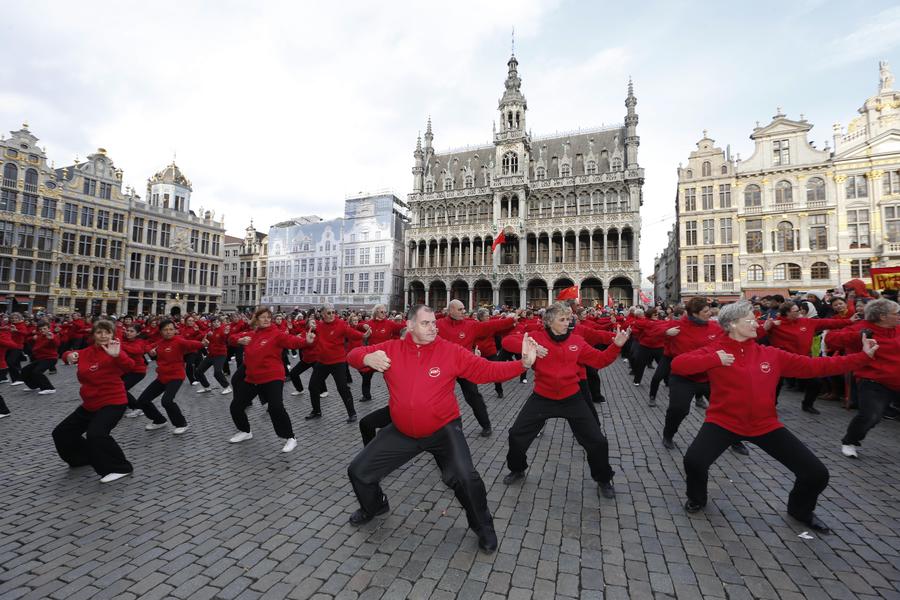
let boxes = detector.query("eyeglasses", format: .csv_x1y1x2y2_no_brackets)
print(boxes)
323,311,334,315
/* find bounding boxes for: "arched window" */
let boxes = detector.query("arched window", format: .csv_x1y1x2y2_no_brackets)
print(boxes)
24,168,38,193
2,163,17,186
611,158,622,171
775,180,792,204
685,169,693,179
774,263,802,281
502,151,518,175
744,184,761,206
775,221,795,251
560,164,571,177
702,161,711,177
424,181,434,193
806,177,825,202
535,166,546,180
464,175,473,189
811,262,829,279
748,264,764,281
586,161,597,175
721,164,728,175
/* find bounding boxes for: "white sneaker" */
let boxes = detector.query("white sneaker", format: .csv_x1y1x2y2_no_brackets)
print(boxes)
100,472,130,483
229,431,253,443
0,378,9,384
124,409,142,418
320,391,329,398
0,412,9,419
221,386,233,395
841,444,859,458
291,390,304,396
38,389,57,395
281,438,297,453
521,378,528,384
191,381,200,386
10,381,24,386
145,422,166,431
196,387,211,394
173,425,189,435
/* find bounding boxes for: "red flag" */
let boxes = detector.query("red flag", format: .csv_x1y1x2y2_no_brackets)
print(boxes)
607,295,616,308
491,230,506,253
556,285,579,301
639,291,652,304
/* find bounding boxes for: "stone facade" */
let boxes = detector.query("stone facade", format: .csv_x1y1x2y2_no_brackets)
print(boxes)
404,53,643,310
221,234,243,311
652,224,679,305
237,223,267,311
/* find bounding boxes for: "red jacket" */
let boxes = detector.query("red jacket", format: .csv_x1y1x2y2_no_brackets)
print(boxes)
672,336,870,436
64,345,136,411
363,318,404,345
120,338,151,374
663,316,724,382
826,322,900,391
437,316,515,351
766,317,853,357
227,320,248,347
151,337,205,383
503,329,621,399
180,326,206,342
242,325,307,384
206,325,230,357
310,318,364,365
474,318,515,356
634,319,667,349
348,335,524,438
31,334,59,360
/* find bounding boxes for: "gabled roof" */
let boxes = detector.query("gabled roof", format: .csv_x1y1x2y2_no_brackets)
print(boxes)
750,116,812,140
833,128,900,162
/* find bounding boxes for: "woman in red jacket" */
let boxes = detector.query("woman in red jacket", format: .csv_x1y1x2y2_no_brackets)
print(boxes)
180,316,205,386
0,326,13,418
21,320,58,394
672,300,877,533
53,320,136,483
137,319,207,434
630,307,666,388
196,317,232,395
121,323,152,419
228,307,311,453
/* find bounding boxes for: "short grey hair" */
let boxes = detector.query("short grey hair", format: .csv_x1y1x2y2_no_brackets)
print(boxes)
476,307,490,320
542,302,573,326
322,302,335,312
406,304,433,321
717,300,754,332
632,308,645,318
864,298,899,323
373,303,386,313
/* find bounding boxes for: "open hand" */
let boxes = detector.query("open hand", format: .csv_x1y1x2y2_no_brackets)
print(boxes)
665,326,680,337
521,333,538,368
716,350,735,366
103,340,121,358
237,336,252,346
862,336,879,358
306,331,316,345
363,350,391,372
613,327,631,347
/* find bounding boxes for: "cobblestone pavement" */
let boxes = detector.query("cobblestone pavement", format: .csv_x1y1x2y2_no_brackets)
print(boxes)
1,356,900,600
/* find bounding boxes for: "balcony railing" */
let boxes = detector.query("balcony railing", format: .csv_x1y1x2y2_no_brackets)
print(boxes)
883,241,900,255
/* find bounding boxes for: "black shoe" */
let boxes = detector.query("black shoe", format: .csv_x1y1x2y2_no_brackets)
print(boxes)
684,500,704,513
730,442,750,456
597,395,606,404
477,526,498,554
361,396,372,402
503,471,525,485
598,481,615,499
793,512,831,535
346,414,358,423
496,391,504,399
662,436,675,450
48,369,57,375
648,396,657,407
694,398,708,409
480,427,492,437
304,412,322,420
802,406,821,415
349,502,389,526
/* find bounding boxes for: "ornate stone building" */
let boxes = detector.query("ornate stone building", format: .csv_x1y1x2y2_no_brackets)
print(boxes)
404,53,643,310
124,163,225,315
221,234,243,311
652,224,679,305
237,222,267,311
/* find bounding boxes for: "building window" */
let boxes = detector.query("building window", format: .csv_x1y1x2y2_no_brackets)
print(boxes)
847,209,870,248
845,175,868,199
464,175,474,188
36,228,53,251
21,194,37,216
774,263,801,281
684,188,696,211
344,273,354,293
775,180,792,204
41,198,56,219
586,161,597,175
703,255,716,282
107,269,120,291
110,240,123,260
701,186,713,210
188,261,198,285
64,203,78,224
809,214,828,249
99,181,112,200
425,181,434,193
81,206,95,227
685,169,693,179
0,190,16,212
60,232,76,254
201,232,210,254
811,262,829,280
75,265,89,289
358,272,370,293
701,219,715,245
171,259,185,283
14,259,32,284
35,261,51,285
536,166,546,180
773,139,790,166
158,257,169,281
443,178,453,191
360,248,370,265
129,253,142,279
92,266,105,290
560,164,571,177
686,256,698,283
850,259,871,278
773,221,796,252
885,206,900,243
702,161,711,177
883,170,900,195
132,217,144,243
501,151,519,176
144,255,156,281
58,263,73,287
78,235,92,256
374,245,385,264
146,220,158,245
374,272,385,293
744,184,761,207
112,213,125,233
82,177,97,196
2,163,17,187
806,177,826,203
746,219,763,253
190,230,199,251
684,221,697,246
721,255,733,281
0,221,13,247
210,264,218,287
748,264,764,282
94,237,107,258
161,223,171,247
721,165,728,175
16,225,34,249
719,218,733,244
212,235,221,256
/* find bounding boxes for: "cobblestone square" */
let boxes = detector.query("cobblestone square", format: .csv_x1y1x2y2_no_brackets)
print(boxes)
2,358,900,599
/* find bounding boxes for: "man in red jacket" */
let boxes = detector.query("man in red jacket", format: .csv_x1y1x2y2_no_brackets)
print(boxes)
346,304,537,554
359,304,404,401
437,299,517,436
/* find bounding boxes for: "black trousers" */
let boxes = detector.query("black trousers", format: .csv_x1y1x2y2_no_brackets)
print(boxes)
842,379,900,446
138,379,186,427
348,418,493,533
281,349,291,378
22,358,55,390
361,370,377,400
0,393,8,415
183,352,201,384
485,353,504,395
6,349,23,382
230,377,294,439
196,355,229,388
122,372,145,409
584,366,605,403
776,377,822,410
52,405,132,477
289,359,315,393
309,362,355,417
684,422,828,520
507,391,614,484
649,355,672,399
578,380,600,423
456,378,490,429
664,375,709,439
633,345,663,385
360,405,392,445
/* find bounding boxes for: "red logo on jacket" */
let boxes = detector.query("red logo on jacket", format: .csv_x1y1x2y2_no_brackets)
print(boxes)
760,362,771,373
164,347,172,353
89,364,99,372
428,367,441,377
260,339,268,346
568,345,578,352
458,332,466,339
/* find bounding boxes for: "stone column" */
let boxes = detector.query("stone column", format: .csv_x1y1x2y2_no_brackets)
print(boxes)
425,288,430,307
519,235,526,270
519,286,526,308
492,286,499,307
446,287,451,308
575,236,580,265
547,287,553,306
469,288,475,309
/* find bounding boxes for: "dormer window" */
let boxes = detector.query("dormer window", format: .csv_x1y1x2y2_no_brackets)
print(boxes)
536,166,546,180
425,181,434,193
702,161,711,177
611,158,622,171
773,139,790,166
443,178,453,191
586,161,597,175
464,175,473,188
560,164,571,177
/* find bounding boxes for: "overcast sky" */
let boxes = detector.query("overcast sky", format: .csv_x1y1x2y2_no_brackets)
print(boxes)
2,1,899,281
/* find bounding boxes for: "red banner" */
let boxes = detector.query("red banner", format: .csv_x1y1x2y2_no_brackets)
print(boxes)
871,266,900,290
490,230,506,253
556,285,579,301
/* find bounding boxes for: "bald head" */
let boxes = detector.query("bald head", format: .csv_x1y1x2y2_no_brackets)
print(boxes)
448,299,466,320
